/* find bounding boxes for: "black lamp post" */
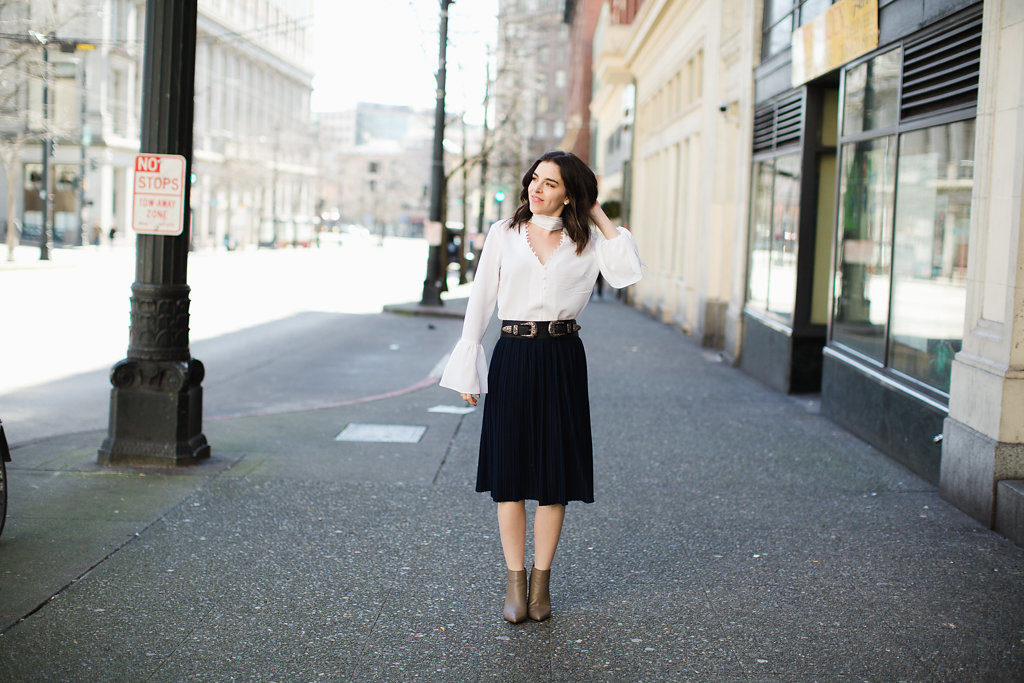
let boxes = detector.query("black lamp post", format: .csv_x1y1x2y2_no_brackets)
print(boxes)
420,0,454,307
98,0,208,466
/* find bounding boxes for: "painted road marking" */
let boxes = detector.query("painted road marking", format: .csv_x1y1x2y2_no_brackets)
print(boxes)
335,423,426,443
428,405,475,415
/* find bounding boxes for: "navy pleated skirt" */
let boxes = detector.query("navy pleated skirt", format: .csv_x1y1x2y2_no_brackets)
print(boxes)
477,334,594,505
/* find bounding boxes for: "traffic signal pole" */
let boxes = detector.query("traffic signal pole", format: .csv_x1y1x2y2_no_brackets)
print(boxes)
98,0,208,466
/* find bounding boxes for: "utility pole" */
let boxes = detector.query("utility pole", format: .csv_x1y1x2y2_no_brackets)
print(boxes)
459,114,468,284
420,0,453,307
78,47,89,246
38,34,51,261
99,0,208,466
477,62,490,236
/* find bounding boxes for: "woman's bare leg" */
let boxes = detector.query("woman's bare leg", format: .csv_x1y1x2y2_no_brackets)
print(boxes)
533,504,565,570
497,501,527,571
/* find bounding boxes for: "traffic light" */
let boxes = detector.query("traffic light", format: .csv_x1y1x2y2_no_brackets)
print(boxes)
494,190,505,202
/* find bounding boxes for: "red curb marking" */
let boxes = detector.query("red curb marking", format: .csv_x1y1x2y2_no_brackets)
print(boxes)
206,375,440,421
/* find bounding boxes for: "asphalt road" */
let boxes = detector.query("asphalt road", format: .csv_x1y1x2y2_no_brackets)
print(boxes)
0,239,467,445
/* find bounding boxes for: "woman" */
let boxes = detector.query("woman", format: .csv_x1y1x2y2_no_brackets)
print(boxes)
440,150,642,623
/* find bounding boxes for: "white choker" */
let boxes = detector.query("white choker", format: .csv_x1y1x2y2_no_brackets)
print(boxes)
530,214,563,231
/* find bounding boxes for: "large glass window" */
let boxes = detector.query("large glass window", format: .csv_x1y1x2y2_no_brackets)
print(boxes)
888,120,974,391
832,136,896,361
769,154,801,317
842,48,900,136
762,0,840,60
746,152,801,322
831,39,976,396
748,162,774,310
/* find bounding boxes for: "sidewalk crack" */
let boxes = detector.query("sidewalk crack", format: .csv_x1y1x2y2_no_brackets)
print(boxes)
0,454,249,637
351,586,392,677
432,413,467,486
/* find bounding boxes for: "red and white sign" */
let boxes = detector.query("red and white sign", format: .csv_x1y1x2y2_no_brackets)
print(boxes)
131,153,186,236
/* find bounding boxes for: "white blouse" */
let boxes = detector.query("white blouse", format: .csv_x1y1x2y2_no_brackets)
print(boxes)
439,218,643,395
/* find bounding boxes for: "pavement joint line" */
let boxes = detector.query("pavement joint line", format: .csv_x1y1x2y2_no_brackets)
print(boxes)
6,427,108,452
0,452,251,638
433,412,468,486
206,374,440,421
352,585,393,679
144,601,221,681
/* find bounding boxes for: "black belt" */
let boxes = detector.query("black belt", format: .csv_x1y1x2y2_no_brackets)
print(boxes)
500,319,580,339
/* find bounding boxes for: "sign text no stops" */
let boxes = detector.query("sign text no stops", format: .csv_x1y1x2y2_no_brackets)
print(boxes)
131,153,187,236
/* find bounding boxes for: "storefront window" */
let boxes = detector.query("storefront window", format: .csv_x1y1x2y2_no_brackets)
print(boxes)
746,152,801,322
888,120,974,392
842,48,900,136
768,154,800,317
832,135,896,361
762,1,841,60
747,162,774,310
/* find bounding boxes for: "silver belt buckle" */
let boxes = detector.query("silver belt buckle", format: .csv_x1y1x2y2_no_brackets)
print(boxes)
519,321,538,338
548,321,578,337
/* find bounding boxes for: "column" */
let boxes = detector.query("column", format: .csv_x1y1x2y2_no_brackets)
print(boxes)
940,0,1024,538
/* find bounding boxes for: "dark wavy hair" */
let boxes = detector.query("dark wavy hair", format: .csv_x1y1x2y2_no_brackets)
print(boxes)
509,150,597,255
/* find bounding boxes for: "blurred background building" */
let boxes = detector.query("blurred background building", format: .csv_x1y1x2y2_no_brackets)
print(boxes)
0,0,317,252
491,0,571,206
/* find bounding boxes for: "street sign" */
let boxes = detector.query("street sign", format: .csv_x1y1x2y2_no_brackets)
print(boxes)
131,153,186,236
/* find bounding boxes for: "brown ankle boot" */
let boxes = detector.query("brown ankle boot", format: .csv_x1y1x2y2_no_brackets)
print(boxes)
528,565,551,621
503,569,528,623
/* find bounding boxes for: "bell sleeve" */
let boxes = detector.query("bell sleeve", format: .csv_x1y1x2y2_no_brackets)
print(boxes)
596,226,643,288
439,225,503,394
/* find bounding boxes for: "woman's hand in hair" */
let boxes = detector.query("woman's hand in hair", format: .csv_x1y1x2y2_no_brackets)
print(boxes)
461,392,479,407
589,202,620,240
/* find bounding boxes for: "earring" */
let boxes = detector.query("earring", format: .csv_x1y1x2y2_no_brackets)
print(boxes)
564,200,569,205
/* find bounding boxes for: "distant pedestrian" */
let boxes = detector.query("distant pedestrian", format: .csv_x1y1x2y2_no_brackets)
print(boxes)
440,150,642,623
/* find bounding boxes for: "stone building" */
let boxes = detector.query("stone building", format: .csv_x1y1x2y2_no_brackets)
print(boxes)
492,0,571,199
583,0,1024,545
0,0,318,252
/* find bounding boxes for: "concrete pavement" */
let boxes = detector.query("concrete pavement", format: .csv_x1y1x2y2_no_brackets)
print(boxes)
0,297,1022,680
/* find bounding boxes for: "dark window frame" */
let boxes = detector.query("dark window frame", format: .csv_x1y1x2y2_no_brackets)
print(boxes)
827,6,982,401
761,0,841,61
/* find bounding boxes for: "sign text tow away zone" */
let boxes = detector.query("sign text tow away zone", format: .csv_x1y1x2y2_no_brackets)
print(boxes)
132,153,187,236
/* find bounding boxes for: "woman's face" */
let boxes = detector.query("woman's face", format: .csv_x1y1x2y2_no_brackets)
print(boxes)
528,161,569,217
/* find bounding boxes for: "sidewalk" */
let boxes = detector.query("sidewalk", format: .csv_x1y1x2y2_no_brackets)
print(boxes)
0,298,1022,680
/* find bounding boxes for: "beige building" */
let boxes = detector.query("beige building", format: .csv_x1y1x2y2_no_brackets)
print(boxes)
941,0,1024,543
593,0,757,350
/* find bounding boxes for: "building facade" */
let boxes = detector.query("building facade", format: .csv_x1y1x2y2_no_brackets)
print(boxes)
191,0,316,249
561,0,605,161
492,0,571,199
592,0,757,349
739,0,1023,543
0,0,318,252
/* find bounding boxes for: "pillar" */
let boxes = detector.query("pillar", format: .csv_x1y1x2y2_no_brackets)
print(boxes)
940,0,1024,537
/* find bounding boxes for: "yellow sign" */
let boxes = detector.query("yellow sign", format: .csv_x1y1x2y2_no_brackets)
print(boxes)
791,0,879,87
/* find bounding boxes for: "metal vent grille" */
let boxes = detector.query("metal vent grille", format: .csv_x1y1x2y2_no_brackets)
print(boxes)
752,106,775,153
900,10,982,121
753,91,804,154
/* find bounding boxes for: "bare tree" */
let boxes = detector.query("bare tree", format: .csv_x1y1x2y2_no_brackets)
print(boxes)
0,0,93,259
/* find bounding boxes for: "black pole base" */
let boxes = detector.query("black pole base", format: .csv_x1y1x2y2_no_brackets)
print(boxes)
98,358,210,467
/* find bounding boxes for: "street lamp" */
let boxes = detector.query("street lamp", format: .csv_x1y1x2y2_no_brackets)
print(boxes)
420,0,454,307
31,31,53,260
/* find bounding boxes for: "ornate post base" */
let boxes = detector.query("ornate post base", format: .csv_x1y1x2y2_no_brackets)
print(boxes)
98,358,209,466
